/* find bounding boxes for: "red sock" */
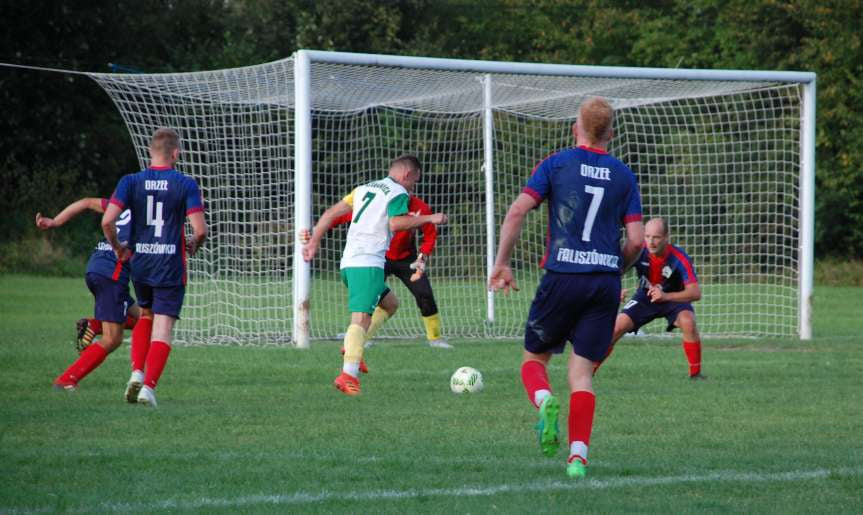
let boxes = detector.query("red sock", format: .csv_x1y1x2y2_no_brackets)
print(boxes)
124,315,137,330
131,317,153,372
88,319,103,335
55,343,108,385
143,340,172,389
683,341,702,376
521,360,551,408
568,391,596,464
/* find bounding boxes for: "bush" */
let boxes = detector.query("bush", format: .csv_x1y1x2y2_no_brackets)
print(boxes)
815,259,863,287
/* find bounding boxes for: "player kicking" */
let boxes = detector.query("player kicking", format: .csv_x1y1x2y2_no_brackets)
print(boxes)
38,198,140,390
310,192,451,350
490,97,644,479
597,217,705,379
302,155,447,396
102,128,207,407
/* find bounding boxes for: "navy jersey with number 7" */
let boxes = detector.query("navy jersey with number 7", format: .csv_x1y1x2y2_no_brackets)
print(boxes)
110,165,204,286
524,146,642,274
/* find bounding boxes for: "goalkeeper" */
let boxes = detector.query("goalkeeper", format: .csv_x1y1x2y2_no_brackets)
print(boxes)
322,193,450,349
596,217,704,379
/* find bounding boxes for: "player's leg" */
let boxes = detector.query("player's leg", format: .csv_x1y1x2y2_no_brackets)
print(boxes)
565,352,596,479
399,261,449,348
127,282,155,403
336,267,384,395
136,284,184,407
593,313,635,375
55,276,129,390
565,273,620,479
365,288,398,344
674,309,704,378
522,272,573,457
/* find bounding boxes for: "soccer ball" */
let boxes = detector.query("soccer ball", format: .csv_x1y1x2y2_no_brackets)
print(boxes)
450,366,483,394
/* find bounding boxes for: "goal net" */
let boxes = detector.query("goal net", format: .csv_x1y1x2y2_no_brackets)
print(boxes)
86,51,814,344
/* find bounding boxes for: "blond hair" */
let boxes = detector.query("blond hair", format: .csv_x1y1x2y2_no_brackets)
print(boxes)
150,128,180,158
579,97,613,144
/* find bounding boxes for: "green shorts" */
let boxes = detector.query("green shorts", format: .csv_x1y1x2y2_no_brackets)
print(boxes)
341,266,387,315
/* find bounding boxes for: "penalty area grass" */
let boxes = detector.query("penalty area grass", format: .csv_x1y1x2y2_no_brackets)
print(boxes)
0,274,861,513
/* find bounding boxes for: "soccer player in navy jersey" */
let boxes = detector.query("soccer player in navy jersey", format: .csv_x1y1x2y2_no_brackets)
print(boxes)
102,128,207,407
37,198,140,390
490,97,644,479
599,217,704,379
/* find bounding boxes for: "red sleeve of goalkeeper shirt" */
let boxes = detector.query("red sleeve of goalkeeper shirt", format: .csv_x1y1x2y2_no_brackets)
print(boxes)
413,197,437,256
385,195,436,261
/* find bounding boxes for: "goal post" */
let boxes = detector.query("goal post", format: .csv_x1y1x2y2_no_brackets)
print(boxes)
77,50,815,344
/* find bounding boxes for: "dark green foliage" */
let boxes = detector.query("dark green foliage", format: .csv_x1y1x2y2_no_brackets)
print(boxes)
2,0,862,265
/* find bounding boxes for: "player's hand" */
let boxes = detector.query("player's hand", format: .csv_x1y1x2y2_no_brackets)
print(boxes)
620,288,628,303
302,240,318,262
488,264,518,294
185,237,201,256
409,253,426,282
429,213,448,225
648,286,665,303
299,229,311,244
35,213,55,230
114,245,132,263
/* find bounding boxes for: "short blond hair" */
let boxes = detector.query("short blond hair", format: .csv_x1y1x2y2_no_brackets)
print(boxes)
579,97,613,143
150,128,180,158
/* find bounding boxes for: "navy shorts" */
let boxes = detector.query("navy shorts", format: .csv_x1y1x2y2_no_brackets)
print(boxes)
86,272,135,323
622,293,693,332
524,271,621,362
133,281,185,319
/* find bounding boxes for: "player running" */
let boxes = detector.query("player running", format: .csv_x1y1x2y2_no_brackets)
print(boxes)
302,155,447,396
312,192,450,349
490,97,644,479
102,128,207,407
38,198,140,390
597,217,705,379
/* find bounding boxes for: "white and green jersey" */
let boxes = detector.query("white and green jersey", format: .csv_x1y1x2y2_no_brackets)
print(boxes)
340,177,409,269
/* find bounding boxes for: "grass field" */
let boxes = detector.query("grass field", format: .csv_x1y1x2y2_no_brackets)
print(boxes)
1,274,861,513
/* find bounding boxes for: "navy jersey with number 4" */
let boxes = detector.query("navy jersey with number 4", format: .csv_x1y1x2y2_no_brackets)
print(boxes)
110,166,204,287
524,146,642,274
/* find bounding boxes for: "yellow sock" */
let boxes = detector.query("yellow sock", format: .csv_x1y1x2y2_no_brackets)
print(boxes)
343,324,366,369
365,306,390,341
422,313,442,341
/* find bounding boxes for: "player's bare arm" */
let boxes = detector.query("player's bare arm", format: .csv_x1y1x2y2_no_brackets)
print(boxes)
621,220,645,272
186,211,208,256
101,203,132,262
389,212,446,232
490,193,537,293
649,282,701,303
36,198,104,229
302,200,352,262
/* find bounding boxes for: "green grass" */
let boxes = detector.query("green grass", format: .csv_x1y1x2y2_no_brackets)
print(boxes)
1,274,862,513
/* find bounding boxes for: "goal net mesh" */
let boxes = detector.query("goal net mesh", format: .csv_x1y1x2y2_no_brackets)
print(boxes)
88,56,803,344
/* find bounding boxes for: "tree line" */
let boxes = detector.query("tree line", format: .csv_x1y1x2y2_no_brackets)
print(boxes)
1,0,860,273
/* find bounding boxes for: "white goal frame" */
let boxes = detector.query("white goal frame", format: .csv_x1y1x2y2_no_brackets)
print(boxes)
292,51,815,344
2,51,815,344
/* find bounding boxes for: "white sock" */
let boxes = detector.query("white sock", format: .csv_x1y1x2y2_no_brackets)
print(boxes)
570,441,589,463
343,362,360,378
534,389,551,407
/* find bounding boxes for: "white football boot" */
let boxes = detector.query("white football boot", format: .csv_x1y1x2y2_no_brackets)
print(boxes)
136,385,158,408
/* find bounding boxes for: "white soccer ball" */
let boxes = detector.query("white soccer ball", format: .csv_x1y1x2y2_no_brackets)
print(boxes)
450,366,484,394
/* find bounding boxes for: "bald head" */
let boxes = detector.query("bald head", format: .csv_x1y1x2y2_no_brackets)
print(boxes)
644,217,670,255
574,96,614,148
